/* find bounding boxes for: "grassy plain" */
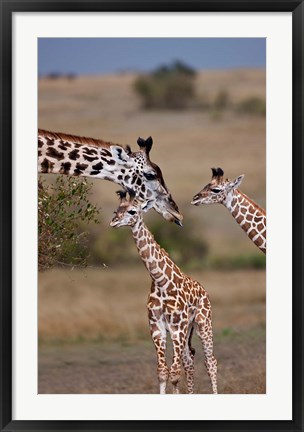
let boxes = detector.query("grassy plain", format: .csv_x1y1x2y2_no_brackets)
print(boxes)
38,267,265,394
38,68,266,394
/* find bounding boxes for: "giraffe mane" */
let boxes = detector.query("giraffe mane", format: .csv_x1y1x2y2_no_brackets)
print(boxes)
38,128,128,150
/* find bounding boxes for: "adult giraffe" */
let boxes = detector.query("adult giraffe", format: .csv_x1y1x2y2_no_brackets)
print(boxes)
191,168,266,253
38,129,183,225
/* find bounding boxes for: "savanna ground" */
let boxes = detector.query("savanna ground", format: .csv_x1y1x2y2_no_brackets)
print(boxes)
38,68,266,394
39,268,265,394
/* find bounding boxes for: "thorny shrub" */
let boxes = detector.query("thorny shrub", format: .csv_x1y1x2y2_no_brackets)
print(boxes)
38,176,100,270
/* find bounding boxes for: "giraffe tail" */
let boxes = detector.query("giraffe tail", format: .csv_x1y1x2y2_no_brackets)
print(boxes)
188,326,196,356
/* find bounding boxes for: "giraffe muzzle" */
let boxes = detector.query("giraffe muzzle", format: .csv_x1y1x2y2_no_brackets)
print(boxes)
191,194,203,206
174,219,183,227
165,208,183,226
155,197,183,225
110,219,120,228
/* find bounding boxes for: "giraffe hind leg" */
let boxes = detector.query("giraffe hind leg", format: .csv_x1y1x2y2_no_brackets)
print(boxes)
195,313,218,394
181,325,195,394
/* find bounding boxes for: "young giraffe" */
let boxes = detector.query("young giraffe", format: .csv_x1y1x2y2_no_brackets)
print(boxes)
191,168,266,254
38,129,182,224
110,190,217,395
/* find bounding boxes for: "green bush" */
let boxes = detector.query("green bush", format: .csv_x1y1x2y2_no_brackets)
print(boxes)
207,253,266,270
91,215,208,270
149,218,208,270
38,176,101,270
134,61,197,110
153,60,196,79
91,226,137,266
236,97,266,116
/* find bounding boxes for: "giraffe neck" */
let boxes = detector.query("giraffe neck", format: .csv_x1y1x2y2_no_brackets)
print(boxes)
38,129,132,183
223,189,266,254
131,217,181,286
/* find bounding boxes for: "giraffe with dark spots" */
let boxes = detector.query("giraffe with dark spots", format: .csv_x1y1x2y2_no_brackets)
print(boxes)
110,190,217,395
38,129,182,224
192,168,266,253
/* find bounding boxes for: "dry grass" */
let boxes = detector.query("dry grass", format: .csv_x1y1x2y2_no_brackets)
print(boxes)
195,69,265,102
38,267,265,394
39,267,265,343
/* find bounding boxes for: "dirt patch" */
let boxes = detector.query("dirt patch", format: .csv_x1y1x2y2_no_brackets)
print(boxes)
39,328,265,394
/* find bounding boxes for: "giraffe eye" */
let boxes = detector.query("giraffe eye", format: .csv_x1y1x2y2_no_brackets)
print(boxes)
144,172,157,181
128,210,136,215
212,188,221,193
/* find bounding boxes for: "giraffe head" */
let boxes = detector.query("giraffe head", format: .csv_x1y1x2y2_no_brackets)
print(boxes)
110,189,152,228
191,168,244,205
38,128,182,225
119,137,182,226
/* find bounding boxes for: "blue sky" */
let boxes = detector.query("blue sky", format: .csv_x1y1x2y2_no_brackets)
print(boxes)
38,38,265,76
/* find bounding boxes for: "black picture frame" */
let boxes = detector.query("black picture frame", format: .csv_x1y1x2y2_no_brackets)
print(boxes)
1,1,303,431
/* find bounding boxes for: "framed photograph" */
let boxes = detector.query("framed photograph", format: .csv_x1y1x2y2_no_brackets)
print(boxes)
1,1,303,431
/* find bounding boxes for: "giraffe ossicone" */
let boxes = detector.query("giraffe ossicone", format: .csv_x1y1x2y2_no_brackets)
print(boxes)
38,129,183,225
110,190,218,395
191,167,266,253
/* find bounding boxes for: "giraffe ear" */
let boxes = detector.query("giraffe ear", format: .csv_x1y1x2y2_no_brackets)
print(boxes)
116,190,127,201
226,175,245,191
111,146,133,167
126,187,136,202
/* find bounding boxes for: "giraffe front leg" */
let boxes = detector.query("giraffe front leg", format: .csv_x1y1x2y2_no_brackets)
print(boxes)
196,313,218,394
168,322,188,394
149,313,168,394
